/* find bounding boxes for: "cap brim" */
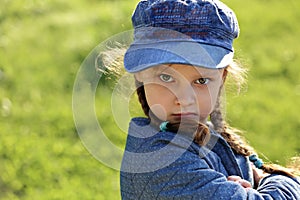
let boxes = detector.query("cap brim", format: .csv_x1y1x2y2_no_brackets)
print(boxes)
124,41,233,73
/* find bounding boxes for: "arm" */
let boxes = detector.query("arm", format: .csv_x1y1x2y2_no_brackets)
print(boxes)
256,174,300,199
132,153,248,200
131,149,300,200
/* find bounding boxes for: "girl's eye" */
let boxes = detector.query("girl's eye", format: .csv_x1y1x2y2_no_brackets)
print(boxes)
159,74,174,82
195,78,209,85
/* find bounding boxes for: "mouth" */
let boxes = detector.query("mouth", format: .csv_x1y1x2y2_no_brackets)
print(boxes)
171,113,199,120
172,112,197,116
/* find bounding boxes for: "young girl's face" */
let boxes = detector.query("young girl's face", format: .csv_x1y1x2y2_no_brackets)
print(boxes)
136,64,226,124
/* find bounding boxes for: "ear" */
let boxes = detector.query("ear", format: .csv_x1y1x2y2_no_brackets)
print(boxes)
222,68,228,84
134,72,143,82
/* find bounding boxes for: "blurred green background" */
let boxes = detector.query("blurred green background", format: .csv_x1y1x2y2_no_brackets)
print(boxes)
0,0,299,199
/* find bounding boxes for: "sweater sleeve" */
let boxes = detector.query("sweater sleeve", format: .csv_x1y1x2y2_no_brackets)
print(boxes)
254,174,300,199
122,148,300,200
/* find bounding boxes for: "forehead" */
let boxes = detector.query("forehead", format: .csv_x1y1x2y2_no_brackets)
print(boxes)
140,64,223,77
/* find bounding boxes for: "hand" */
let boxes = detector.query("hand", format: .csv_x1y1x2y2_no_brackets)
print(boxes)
227,175,252,189
251,164,269,188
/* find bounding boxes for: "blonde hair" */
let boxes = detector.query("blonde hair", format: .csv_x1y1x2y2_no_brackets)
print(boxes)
97,45,126,79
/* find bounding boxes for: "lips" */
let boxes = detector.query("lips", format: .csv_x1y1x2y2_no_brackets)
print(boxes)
171,113,199,120
172,113,197,117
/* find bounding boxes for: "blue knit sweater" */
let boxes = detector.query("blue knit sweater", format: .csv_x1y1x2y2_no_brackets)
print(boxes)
120,118,300,199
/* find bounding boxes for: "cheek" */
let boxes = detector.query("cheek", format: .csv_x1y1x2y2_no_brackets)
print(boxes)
197,92,213,115
144,84,174,120
197,85,220,115
208,85,222,112
149,104,168,121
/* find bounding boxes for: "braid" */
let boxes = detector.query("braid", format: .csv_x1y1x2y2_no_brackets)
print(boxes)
210,88,254,156
209,88,225,133
210,85,298,178
166,122,211,146
261,164,296,177
135,79,150,117
193,124,210,146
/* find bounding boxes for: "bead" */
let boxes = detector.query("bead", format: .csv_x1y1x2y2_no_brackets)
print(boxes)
249,154,258,162
159,121,169,132
249,154,264,169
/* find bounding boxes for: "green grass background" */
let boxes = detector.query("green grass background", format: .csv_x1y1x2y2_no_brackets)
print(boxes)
0,0,299,199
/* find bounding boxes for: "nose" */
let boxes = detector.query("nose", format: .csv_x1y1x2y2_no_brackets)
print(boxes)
174,85,196,107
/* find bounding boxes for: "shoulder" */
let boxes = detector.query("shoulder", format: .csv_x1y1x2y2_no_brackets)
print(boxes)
122,118,231,174
122,117,214,172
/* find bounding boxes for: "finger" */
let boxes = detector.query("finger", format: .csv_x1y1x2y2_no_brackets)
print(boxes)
227,175,241,181
238,179,252,188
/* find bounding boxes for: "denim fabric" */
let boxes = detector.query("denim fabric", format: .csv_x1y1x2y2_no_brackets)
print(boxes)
120,117,300,199
124,0,239,72
131,0,239,50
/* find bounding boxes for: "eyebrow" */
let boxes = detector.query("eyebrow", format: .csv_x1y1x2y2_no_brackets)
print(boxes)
154,64,223,77
195,68,223,77
154,64,172,74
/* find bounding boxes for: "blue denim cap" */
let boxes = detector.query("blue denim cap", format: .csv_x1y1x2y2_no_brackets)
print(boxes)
124,0,239,73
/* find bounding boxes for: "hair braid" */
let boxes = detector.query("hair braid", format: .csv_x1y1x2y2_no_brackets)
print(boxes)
210,88,254,156
210,85,298,178
135,80,150,117
166,122,211,146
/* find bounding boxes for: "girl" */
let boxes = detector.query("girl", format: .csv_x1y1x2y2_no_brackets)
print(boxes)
118,0,300,199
